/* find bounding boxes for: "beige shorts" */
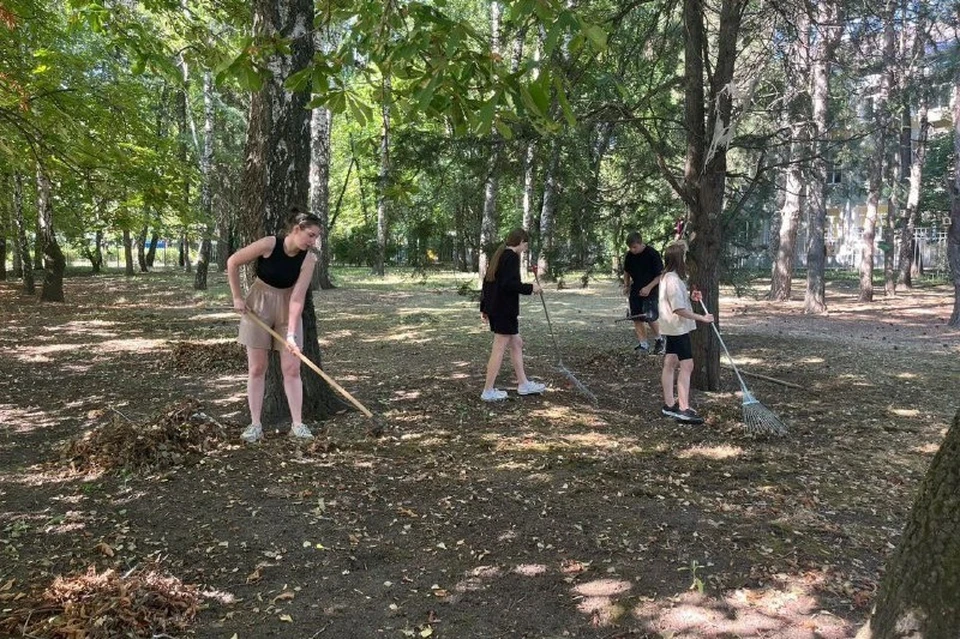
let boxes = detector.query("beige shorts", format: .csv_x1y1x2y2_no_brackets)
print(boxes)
238,279,304,351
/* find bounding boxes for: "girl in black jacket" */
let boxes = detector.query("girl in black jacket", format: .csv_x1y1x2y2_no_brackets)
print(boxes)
479,228,546,401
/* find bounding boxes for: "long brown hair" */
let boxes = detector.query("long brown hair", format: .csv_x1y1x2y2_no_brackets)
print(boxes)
662,241,688,279
484,228,529,282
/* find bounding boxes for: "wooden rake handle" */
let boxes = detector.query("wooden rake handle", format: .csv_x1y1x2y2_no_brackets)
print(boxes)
243,308,374,418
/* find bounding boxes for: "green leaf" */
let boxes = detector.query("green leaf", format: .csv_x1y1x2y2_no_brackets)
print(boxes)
553,76,576,127
494,118,513,140
581,23,608,51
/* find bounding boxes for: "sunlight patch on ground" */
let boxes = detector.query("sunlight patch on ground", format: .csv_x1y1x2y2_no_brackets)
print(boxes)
895,372,919,379
11,343,79,362
676,444,743,461
631,580,853,638
322,329,356,340
912,442,941,455
573,579,633,626
796,356,826,364
97,338,168,354
487,429,635,455
514,564,548,576
392,389,422,401
0,405,60,435
888,407,920,417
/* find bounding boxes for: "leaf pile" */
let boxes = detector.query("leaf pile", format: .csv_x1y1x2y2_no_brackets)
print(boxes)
0,565,200,639
59,399,230,474
168,339,245,374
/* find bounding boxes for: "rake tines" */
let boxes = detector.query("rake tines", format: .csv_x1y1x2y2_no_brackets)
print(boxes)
742,393,788,436
701,299,788,437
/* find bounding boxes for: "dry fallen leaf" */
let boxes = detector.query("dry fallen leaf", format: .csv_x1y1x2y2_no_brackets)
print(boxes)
279,614,293,622
272,591,295,603
96,542,115,557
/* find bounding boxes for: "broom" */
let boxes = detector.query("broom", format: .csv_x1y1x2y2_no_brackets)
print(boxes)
700,298,787,436
531,266,598,405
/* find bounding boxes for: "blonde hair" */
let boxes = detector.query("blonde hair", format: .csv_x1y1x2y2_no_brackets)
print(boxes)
662,241,688,279
484,228,529,282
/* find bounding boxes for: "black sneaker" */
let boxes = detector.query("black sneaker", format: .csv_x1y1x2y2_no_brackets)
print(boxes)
661,403,680,418
674,408,705,425
653,338,665,355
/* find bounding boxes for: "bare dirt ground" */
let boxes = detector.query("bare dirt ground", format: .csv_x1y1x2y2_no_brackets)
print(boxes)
0,270,957,638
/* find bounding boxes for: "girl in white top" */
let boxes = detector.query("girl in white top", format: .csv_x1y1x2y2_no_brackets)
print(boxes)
657,242,714,424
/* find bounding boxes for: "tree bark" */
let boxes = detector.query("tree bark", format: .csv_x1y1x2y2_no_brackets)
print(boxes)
12,171,33,294
856,410,960,638
804,0,841,314
949,78,960,327
85,229,104,273
238,0,340,423
122,229,135,276
478,0,504,278
0,173,7,281
537,138,561,280
137,226,149,272
898,100,928,288
145,232,159,269
195,70,216,291
374,75,391,277
36,165,64,302
521,141,536,272
309,102,334,290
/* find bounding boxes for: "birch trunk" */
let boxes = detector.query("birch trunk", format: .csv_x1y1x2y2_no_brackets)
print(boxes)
13,172,33,293
374,75,391,277
36,165,65,302
239,0,340,423
536,139,560,280
195,70,216,291
309,103,334,289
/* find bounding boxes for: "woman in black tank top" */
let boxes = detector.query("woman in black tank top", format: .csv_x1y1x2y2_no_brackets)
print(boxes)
227,211,322,442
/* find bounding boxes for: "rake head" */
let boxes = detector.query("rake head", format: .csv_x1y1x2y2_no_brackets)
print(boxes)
741,396,788,436
558,363,597,405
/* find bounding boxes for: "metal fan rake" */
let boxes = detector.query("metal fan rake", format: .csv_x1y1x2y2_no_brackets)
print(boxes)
701,299,788,436
531,266,598,405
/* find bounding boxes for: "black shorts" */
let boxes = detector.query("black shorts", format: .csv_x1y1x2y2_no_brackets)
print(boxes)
629,294,659,322
489,315,519,335
664,333,693,361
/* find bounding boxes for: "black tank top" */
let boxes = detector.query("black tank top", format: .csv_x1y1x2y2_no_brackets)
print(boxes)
255,235,307,289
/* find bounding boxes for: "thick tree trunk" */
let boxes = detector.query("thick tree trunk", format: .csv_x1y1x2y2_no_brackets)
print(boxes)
309,102,334,290
0,174,7,281
374,76,391,277
680,0,745,391
239,0,340,424
36,165,65,302
804,1,840,314
12,172,33,293
949,80,960,327
195,70,216,291
770,150,804,301
856,410,960,638
537,139,560,280
122,229,135,276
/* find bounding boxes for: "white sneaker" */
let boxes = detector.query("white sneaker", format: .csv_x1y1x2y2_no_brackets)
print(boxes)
480,388,508,402
289,423,314,439
517,381,546,396
241,423,263,443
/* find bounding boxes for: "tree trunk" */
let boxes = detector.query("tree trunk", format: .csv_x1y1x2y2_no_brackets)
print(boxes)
804,0,841,314
681,0,746,391
180,232,192,272
309,101,334,290
898,98,928,288
949,79,960,327
537,138,561,280
195,70,216,291
33,207,44,271
521,141,536,272
36,165,65,302
12,172,33,294
478,1,504,277
771,140,805,301
856,410,960,638
122,229,135,276
145,232,159,269
374,75,391,277
238,0,339,424
137,226,149,272
86,229,104,273
0,174,7,281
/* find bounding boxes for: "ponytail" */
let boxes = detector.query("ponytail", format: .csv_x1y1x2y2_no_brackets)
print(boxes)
484,228,529,282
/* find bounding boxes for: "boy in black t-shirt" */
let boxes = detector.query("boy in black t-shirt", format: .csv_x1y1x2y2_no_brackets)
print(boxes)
621,231,664,354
